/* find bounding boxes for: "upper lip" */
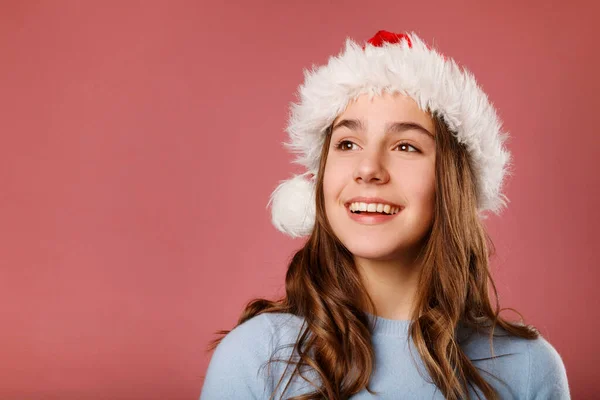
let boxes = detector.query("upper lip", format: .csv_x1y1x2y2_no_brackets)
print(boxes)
344,197,404,209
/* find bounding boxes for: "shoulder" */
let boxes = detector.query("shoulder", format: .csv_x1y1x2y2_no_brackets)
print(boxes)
218,313,277,349
526,335,570,399
458,325,570,399
200,312,305,400
209,312,304,349
204,312,301,370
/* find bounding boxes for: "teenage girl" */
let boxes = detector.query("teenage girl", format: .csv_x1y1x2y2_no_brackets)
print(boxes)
200,30,570,400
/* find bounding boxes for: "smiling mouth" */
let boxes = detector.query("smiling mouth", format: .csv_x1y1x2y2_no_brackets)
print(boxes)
347,203,403,215
345,204,403,224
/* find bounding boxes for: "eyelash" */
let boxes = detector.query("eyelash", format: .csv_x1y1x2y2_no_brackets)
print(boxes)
334,140,420,153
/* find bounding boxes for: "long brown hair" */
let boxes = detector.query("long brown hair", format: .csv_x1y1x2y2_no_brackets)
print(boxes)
206,111,539,400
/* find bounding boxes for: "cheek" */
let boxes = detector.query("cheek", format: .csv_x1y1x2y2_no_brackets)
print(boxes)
323,160,351,201
403,163,436,205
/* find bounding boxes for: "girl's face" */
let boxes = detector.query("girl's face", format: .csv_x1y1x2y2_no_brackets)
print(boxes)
323,92,436,262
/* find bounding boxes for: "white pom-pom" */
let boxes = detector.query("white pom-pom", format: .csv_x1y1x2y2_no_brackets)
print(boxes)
267,172,316,238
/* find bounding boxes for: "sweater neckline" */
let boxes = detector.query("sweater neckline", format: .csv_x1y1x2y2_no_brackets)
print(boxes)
366,312,411,337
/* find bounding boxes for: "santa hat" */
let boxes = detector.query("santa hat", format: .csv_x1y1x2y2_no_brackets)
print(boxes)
268,30,512,238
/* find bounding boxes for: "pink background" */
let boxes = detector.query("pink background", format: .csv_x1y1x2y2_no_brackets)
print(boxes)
1,1,598,399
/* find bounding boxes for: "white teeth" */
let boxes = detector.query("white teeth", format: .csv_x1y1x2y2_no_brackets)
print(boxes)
348,202,401,215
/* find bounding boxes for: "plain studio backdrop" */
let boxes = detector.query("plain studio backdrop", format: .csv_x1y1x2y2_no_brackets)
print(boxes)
0,1,598,399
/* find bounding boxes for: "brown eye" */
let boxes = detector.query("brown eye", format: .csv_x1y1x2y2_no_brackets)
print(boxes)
335,140,357,151
395,142,419,152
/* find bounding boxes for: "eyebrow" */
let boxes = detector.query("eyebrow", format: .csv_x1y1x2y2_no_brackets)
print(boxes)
331,118,434,139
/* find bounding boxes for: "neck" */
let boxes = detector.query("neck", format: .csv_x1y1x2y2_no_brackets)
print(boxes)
356,249,424,321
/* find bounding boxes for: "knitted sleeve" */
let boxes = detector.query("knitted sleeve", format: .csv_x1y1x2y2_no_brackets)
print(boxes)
526,335,570,399
200,314,275,400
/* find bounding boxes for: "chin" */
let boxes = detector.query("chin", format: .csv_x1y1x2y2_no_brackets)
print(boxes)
340,237,406,261
348,249,403,262
333,220,431,263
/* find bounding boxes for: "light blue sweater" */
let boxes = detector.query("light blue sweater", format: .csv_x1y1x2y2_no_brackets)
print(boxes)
200,312,570,399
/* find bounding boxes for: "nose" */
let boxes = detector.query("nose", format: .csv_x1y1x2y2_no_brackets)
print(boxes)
353,148,390,184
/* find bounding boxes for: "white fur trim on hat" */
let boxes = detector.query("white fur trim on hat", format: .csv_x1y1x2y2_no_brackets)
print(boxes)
269,31,512,237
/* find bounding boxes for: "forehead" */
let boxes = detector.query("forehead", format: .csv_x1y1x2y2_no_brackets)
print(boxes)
332,92,434,134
